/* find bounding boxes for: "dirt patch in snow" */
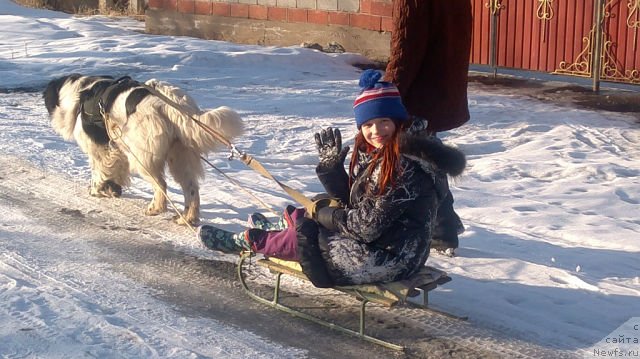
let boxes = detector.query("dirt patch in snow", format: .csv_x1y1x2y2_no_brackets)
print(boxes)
469,74,640,120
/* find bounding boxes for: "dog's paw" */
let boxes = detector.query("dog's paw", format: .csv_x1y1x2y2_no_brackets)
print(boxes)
145,205,166,216
100,180,122,197
90,180,123,198
173,214,199,226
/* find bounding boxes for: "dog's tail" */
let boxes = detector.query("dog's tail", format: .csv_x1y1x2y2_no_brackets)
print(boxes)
189,106,244,153
144,79,244,153
144,79,201,115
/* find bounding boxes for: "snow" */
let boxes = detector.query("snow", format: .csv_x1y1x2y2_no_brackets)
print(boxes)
1,0,639,357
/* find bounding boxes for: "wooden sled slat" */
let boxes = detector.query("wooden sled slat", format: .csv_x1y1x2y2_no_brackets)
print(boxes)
262,257,451,307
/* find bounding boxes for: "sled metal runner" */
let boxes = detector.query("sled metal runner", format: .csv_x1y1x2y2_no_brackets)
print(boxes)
237,252,465,351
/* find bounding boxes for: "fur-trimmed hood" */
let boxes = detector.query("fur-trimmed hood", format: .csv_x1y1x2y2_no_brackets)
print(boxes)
399,134,466,177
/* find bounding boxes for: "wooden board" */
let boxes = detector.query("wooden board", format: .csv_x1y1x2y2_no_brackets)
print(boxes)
259,257,451,307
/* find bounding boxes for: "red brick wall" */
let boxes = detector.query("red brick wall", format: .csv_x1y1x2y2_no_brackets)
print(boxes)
147,0,393,32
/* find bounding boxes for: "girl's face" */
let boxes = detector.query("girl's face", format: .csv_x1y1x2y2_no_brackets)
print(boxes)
361,117,396,149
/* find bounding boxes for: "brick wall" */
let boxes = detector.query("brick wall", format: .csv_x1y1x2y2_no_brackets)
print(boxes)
147,0,393,32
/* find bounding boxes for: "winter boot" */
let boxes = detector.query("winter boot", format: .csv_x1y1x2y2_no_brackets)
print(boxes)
198,224,256,253
248,213,272,230
431,191,464,256
247,212,288,231
431,220,463,256
248,207,294,231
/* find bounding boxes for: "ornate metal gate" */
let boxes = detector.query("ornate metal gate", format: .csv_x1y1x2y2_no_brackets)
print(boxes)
471,0,640,87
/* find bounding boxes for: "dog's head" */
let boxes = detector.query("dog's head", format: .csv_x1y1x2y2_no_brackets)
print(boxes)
43,74,83,115
44,74,118,115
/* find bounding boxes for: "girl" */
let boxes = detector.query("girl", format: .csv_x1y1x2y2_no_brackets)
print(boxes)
198,69,465,287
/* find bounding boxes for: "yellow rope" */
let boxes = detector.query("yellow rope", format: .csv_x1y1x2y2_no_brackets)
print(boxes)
200,156,280,216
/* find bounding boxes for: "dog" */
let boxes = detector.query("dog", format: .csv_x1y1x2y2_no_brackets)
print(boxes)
44,74,244,225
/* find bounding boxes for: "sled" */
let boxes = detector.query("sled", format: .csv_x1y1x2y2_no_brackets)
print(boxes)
237,252,466,351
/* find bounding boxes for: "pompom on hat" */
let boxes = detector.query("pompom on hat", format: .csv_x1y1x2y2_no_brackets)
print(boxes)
353,69,408,128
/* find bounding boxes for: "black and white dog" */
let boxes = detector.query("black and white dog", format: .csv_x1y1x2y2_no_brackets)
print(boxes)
44,74,244,225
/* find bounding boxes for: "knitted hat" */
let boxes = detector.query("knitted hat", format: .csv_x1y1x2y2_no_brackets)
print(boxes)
353,69,408,128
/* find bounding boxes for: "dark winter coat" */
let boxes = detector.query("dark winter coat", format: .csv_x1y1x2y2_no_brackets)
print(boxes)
297,134,465,287
383,0,472,133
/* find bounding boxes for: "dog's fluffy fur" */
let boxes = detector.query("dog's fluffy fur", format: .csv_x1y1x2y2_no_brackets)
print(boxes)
44,74,244,225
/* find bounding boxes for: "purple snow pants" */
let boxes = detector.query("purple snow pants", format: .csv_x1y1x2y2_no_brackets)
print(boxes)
251,206,306,261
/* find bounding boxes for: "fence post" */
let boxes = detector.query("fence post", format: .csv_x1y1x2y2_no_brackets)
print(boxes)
129,0,146,15
99,0,114,14
592,0,603,92
488,0,501,78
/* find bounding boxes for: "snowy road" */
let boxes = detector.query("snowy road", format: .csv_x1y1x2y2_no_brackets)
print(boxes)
0,148,575,358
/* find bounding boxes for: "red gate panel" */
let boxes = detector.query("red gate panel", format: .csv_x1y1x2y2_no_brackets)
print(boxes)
601,0,640,82
470,0,640,85
471,0,492,65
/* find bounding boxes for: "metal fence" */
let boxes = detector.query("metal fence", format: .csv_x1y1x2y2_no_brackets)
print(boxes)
471,0,640,89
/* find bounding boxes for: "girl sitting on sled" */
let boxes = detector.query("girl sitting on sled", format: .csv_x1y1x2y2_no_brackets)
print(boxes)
197,69,465,288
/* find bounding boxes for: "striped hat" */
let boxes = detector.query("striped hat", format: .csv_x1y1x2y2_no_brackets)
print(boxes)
353,69,408,128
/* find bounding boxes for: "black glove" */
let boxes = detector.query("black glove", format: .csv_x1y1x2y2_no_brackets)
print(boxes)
407,115,430,135
308,197,340,218
315,206,340,232
315,127,350,171
309,198,342,232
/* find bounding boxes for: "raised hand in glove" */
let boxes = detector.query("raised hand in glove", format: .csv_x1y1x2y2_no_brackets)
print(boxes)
315,127,350,171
